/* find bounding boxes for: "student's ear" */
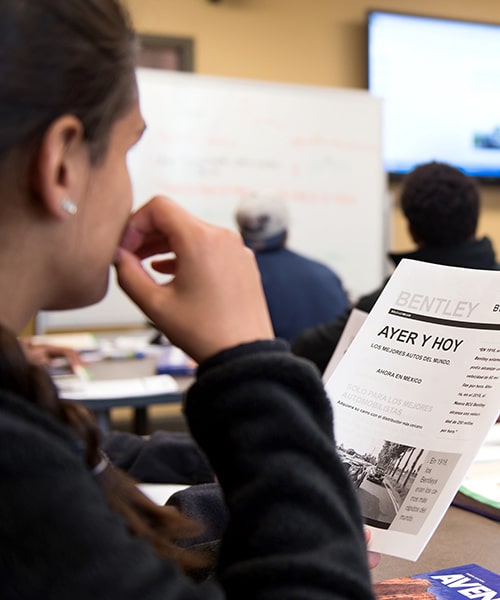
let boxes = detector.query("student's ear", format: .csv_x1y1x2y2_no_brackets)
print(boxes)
30,115,87,220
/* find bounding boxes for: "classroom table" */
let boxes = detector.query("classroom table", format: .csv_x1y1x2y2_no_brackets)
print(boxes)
60,355,193,434
371,504,500,583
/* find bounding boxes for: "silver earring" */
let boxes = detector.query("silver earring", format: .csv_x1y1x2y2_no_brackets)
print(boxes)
60,198,77,215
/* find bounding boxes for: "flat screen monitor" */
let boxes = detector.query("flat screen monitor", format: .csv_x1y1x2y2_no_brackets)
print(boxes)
367,10,500,182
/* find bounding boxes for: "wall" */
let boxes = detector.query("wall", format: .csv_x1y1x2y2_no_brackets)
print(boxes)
124,0,500,257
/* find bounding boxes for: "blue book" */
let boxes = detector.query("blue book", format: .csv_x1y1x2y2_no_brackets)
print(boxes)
373,564,500,599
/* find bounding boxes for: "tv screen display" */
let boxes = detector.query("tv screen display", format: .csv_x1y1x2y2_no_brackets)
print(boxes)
367,10,500,181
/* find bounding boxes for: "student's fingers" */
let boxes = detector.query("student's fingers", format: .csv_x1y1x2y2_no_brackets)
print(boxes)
118,234,274,361
115,197,274,362
367,550,381,570
149,257,177,275
23,346,51,366
120,226,171,260
120,196,197,258
20,343,83,369
47,346,84,369
364,527,371,544
115,247,172,316
364,528,381,570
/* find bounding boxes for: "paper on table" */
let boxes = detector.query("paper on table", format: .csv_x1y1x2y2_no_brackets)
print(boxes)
453,422,500,519
57,375,179,400
137,483,190,505
466,421,500,463
324,259,500,561
458,478,500,506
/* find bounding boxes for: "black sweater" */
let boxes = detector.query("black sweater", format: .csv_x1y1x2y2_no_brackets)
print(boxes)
0,340,374,599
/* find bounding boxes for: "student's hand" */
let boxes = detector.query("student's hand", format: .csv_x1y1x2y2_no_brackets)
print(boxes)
365,527,381,570
20,339,83,370
115,196,274,363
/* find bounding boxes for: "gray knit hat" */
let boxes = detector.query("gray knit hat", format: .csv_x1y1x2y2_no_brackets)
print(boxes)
235,193,288,251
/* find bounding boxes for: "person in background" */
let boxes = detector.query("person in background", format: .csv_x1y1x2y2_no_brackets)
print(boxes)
291,161,500,374
235,192,349,342
0,1,378,597
19,337,83,371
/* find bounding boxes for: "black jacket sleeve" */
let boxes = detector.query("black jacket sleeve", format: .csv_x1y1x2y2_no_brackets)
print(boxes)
185,340,375,600
103,429,215,484
0,340,375,600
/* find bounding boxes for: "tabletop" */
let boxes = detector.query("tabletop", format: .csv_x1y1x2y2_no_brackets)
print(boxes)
60,354,193,434
371,504,500,582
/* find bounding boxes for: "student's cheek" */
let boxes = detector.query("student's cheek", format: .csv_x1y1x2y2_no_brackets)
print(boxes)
101,167,134,249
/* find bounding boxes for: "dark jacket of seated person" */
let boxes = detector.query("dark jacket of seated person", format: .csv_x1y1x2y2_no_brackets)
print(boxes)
291,161,500,374
235,193,349,342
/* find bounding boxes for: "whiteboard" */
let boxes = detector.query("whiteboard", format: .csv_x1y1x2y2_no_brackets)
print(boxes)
38,69,388,332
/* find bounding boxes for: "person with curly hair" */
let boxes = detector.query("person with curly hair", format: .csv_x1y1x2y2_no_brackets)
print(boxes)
292,161,500,374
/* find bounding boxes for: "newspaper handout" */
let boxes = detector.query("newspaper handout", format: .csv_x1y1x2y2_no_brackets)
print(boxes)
324,259,500,561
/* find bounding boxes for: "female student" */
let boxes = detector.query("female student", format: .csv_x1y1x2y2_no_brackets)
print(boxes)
0,1,377,597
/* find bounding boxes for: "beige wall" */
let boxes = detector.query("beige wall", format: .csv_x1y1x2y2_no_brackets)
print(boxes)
124,0,500,257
